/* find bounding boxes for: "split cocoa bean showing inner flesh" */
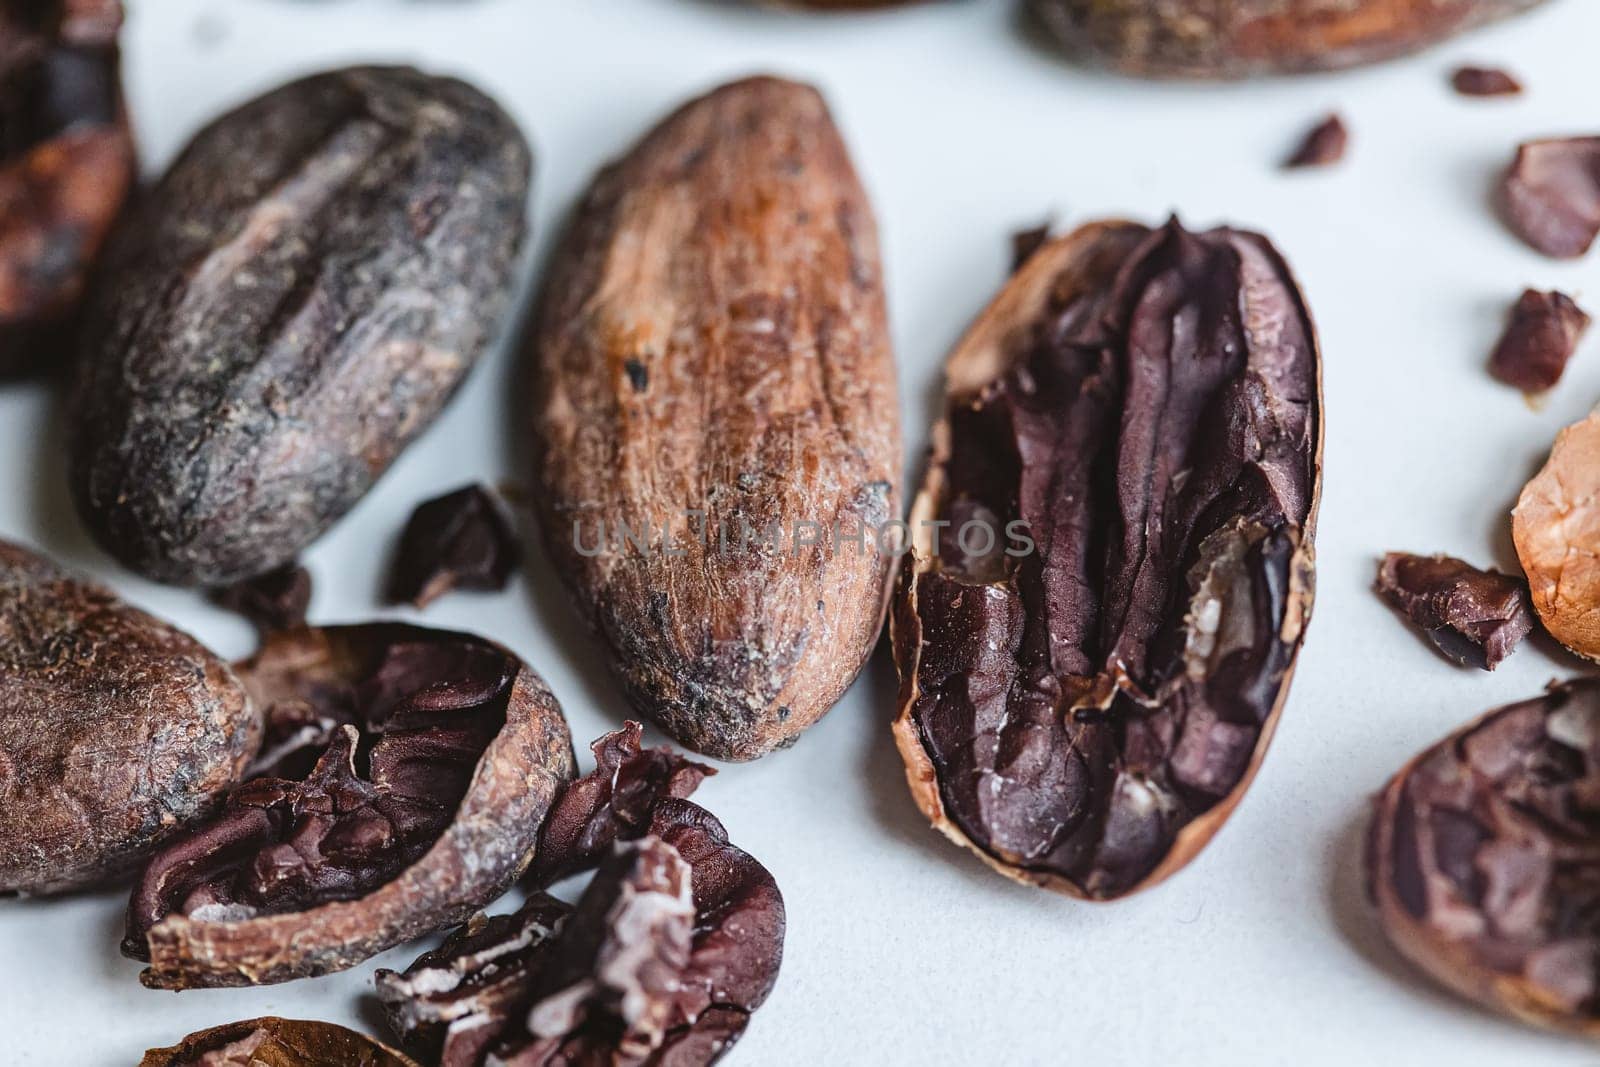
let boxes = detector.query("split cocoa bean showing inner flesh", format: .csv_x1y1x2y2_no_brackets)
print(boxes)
0,539,256,895
1368,679,1600,1035
529,76,901,761
123,623,575,988
1026,0,1550,79
69,65,531,586
892,219,1321,899
377,725,785,1066
141,1017,419,1067
0,0,135,375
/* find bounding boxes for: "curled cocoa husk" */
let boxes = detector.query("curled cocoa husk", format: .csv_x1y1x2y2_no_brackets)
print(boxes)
1513,409,1600,661
123,623,575,989
0,539,255,895
140,1017,418,1066
1367,679,1600,1036
1028,0,1550,80
0,0,136,376
528,76,900,761
892,218,1321,899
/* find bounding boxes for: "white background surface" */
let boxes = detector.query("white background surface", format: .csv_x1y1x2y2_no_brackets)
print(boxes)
3,0,1600,1063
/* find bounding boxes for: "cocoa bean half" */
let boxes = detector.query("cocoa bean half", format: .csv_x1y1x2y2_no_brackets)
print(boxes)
0,539,256,895
69,65,531,586
123,623,575,988
892,219,1321,899
1367,680,1600,1036
0,0,135,376
1027,0,1550,80
528,76,901,761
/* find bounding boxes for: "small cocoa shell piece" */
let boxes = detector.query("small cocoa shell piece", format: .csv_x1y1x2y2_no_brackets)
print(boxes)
892,219,1321,899
123,623,575,989
69,65,532,586
140,1017,418,1066
0,0,137,376
0,539,255,895
1367,679,1600,1036
1514,409,1600,660
1500,137,1600,259
1028,0,1549,80
529,76,901,761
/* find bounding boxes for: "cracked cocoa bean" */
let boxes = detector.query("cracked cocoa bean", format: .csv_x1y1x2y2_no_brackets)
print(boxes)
1027,0,1549,79
69,65,531,587
0,539,255,895
141,1017,418,1067
892,218,1321,899
528,76,901,761
376,725,785,1067
0,0,135,376
1367,679,1600,1035
123,623,575,988
1374,553,1533,670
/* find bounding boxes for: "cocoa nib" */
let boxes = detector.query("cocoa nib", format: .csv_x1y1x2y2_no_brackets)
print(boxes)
1026,0,1549,79
0,0,136,376
209,562,313,634
69,65,531,587
893,218,1320,900
124,623,575,989
1368,680,1600,1035
1284,114,1348,169
389,484,521,608
0,539,255,895
140,1017,418,1066
1488,288,1590,394
377,726,784,1067
1500,137,1600,258
528,75,901,761
1374,553,1533,670
1451,65,1523,96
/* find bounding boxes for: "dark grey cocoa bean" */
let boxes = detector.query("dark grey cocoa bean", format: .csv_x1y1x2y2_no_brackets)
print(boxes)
0,539,256,894
69,65,531,586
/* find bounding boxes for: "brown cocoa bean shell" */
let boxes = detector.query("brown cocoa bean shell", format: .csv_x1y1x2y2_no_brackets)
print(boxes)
69,65,531,586
129,623,575,989
1367,680,1600,1036
528,76,901,761
0,0,137,377
1027,0,1550,79
0,539,256,895
140,1017,419,1067
892,219,1322,899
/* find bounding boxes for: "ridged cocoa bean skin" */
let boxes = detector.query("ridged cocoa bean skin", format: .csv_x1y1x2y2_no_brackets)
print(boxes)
0,539,256,895
529,76,901,762
893,220,1321,900
0,0,136,376
69,65,531,587
1028,0,1550,79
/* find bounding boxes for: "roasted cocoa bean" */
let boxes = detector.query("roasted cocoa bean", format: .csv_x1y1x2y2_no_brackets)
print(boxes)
1514,409,1600,661
528,76,901,761
1027,0,1550,79
0,539,255,895
69,65,531,586
123,623,575,988
1367,679,1600,1035
141,1017,418,1067
377,725,784,1067
892,219,1321,899
0,0,135,375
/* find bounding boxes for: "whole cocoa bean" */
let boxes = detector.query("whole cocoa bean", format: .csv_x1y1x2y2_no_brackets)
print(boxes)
0,0,136,375
0,539,256,895
70,65,531,586
528,76,901,761
1027,0,1550,79
893,219,1321,899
